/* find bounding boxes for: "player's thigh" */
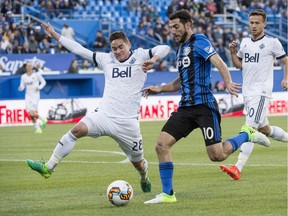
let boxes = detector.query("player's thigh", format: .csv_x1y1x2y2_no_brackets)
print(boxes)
244,96,270,128
111,118,143,162
162,107,198,141
25,98,38,112
80,111,112,137
197,104,222,146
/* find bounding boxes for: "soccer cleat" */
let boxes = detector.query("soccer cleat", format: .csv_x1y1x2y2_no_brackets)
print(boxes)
220,165,241,180
144,192,177,204
240,125,270,147
35,128,43,134
141,177,151,193
26,160,52,179
41,118,47,128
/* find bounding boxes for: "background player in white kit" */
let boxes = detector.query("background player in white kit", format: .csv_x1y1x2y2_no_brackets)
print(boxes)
18,62,47,134
220,9,288,180
26,22,170,193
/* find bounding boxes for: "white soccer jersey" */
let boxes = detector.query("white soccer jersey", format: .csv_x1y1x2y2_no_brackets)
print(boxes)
93,48,151,118
19,72,46,101
237,35,286,97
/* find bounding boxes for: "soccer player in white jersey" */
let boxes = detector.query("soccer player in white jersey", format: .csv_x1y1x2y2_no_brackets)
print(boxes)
18,62,47,134
26,22,170,193
220,9,288,180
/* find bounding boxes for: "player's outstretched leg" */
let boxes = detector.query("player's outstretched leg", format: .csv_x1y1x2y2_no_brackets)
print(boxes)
220,165,241,180
241,125,270,147
144,192,177,204
26,160,52,179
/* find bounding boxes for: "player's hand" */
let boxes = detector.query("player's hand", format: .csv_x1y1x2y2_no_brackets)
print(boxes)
141,86,161,98
225,82,241,97
41,22,54,37
142,59,156,72
281,79,288,90
229,41,238,54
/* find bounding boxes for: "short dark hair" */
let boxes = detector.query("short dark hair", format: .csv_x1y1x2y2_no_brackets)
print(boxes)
249,9,267,22
109,31,129,43
169,9,192,26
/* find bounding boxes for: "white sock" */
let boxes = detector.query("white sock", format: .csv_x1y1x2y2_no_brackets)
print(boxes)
137,158,148,182
235,142,254,172
46,131,77,171
268,126,288,142
34,119,41,129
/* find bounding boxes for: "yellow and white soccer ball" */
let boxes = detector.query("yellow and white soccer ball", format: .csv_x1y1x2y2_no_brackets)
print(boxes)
106,180,133,207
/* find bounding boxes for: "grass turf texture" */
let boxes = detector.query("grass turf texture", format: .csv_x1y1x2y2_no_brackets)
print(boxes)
0,116,287,216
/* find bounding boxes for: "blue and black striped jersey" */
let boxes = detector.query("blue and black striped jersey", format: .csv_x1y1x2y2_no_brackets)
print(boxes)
176,34,217,107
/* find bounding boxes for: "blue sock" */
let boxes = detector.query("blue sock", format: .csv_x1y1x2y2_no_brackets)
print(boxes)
226,132,249,152
159,161,174,195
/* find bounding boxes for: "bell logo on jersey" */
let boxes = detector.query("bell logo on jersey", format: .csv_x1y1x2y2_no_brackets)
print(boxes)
112,67,131,78
244,53,259,63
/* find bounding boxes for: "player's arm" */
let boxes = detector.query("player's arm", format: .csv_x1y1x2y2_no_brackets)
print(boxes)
141,76,181,99
41,22,94,61
18,76,25,91
229,41,242,69
37,74,47,90
280,56,288,90
142,45,170,72
210,53,241,97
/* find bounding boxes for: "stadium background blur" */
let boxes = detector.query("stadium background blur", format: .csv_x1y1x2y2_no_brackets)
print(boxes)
0,0,287,73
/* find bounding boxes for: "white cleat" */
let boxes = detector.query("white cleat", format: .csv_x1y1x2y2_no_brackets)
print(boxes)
144,193,177,204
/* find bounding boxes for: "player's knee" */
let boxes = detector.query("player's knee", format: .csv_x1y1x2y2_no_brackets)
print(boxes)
258,127,270,136
71,123,87,138
155,141,167,155
208,153,226,162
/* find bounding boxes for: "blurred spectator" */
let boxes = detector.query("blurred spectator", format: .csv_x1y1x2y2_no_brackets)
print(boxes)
155,60,169,72
28,35,39,53
61,24,75,41
13,44,23,54
34,26,44,43
5,11,14,28
26,22,35,38
1,1,11,15
22,42,30,53
55,42,68,53
213,81,226,92
81,60,90,70
166,0,178,18
39,38,51,53
16,62,27,75
93,30,107,50
67,59,79,74
34,62,44,73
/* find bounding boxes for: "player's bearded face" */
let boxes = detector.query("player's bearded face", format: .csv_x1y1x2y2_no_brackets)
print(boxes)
111,39,131,62
169,19,188,43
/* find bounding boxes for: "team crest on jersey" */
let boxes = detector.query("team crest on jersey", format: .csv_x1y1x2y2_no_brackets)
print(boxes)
259,43,265,49
184,47,191,56
204,46,214,53
129,57,136,64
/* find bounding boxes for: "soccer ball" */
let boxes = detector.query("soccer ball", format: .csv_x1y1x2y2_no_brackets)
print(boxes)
106,180,133,207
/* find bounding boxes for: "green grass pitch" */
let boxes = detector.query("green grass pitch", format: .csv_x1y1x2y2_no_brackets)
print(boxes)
0,116,287,216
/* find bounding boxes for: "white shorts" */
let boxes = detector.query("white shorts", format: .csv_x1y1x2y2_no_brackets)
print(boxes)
25,97,39,112
244,95,270,128
80,110,144,162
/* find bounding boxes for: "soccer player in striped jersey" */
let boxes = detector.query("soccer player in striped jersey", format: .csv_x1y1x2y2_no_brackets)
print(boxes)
143,9,270,204
220,9,288,180
26,23,170,193
18,62,47,134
